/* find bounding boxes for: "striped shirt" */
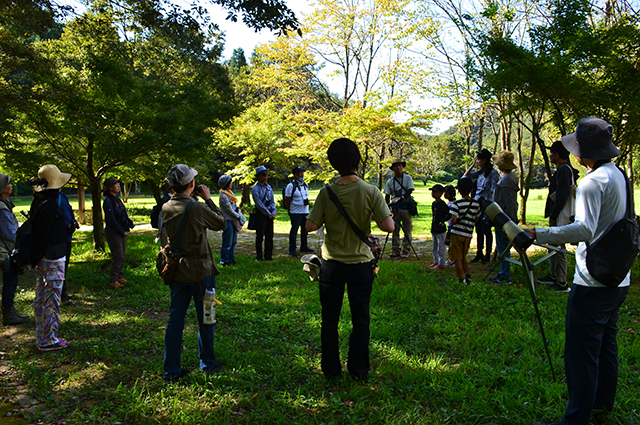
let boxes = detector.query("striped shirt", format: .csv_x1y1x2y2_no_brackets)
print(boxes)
450,198,481,238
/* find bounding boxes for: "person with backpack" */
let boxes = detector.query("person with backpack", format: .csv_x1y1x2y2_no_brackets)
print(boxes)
251,166,277,261
0,173,29,326
384,158,415,259
284,166,314,257
537,141,580,293
30,164,72,351
103,176,135,290
525,118,631,425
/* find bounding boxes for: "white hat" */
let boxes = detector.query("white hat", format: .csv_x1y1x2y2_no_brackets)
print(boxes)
301,254,321,282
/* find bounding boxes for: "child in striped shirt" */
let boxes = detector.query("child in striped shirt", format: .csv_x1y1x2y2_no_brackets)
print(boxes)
449,177,481,284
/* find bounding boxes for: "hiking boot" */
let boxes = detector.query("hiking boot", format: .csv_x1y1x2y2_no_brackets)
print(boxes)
109,281,124,289
288,251,298,258
118,278,128,285
489,276,512,285
537,274,557,285
470,253,484,263
2,306,29,326
548,282,571,293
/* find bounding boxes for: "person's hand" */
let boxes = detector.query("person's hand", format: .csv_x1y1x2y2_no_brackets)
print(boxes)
199,184,211,200
550,218,557,226
269,214,276,220
515,228,536,253
124,231,130,237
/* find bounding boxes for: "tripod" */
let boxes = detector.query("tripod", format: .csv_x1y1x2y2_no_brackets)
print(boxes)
484,241,575,381
381,209,420,260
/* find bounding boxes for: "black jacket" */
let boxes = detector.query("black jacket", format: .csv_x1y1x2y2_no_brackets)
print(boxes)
544,163,579,220
31,191,68,263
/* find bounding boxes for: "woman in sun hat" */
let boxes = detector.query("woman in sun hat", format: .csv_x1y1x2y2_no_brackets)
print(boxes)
218,174,245,266
30,164,72,352
102,176,134,289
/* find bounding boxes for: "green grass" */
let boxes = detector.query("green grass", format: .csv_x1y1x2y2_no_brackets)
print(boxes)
2,224,639,424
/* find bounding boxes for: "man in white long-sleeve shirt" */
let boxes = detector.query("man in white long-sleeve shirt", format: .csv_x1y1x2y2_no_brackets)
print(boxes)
525,117,630,425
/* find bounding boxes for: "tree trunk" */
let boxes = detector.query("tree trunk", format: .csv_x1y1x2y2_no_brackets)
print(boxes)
77,184,86,224
240,183,252,208
477,108,485,151
146,178,161,203
519,130,537,225
91,177,105,251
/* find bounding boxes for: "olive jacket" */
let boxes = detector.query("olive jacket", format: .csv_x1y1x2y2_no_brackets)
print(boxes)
162,193,226,283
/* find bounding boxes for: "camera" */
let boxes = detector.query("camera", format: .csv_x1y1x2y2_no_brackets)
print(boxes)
303,199,309,206
193,185,203,194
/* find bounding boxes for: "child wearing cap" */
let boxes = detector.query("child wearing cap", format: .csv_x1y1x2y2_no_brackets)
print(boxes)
429,184,449,270
449,177,481,284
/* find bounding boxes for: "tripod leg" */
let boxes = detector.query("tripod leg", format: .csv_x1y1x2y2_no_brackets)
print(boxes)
521,253,557,382
396,218,420,260
381,231,391,258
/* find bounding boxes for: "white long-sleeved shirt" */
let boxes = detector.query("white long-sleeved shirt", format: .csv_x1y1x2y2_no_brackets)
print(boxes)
536,162,630,288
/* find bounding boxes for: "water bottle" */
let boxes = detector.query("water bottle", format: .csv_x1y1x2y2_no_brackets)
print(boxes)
203,288,216,325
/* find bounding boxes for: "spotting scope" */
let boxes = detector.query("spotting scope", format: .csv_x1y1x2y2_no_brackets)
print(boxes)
479,197,534,252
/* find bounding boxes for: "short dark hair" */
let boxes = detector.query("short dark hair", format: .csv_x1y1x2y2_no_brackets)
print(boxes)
172,182,190,193
327,138,361,175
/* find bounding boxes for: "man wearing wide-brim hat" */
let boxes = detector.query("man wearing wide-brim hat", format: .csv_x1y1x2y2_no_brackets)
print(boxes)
524,117,630,425
383,158,414,259
488,151,519,285
0,173,29,326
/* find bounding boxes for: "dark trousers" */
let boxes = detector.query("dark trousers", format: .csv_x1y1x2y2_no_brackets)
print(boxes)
255,213,274,260
1,258,19,310
319,260,374,380
105,232,127,283
563,285,629,425
288,213,309,254
474,216,493,256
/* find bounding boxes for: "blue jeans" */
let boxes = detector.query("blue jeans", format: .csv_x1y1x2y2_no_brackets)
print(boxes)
164,275,217,379
495,228,511,280
563,285,628,425
288,213,309,254
220,220,237,265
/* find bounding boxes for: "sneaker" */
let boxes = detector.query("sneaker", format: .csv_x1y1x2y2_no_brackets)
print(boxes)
548,282,571,293
203,362,224,375
489,276,511,285
109,281,124,289
288,251,298,258
463,277,473,285
401,251,410,258
390,250,402,259
299,247,315,253
428,262,438,268
164,368,190,383
445,260,455,267
537,274,557,285
470,253,484,263
38,338,70,352
481,254,491,264
118,278,128,285
435,265,445,270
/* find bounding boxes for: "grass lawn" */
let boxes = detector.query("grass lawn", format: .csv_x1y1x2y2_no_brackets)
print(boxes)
0,180,639,424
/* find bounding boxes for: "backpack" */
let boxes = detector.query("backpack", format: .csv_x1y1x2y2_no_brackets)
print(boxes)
11,201,46,272
585,165,639,287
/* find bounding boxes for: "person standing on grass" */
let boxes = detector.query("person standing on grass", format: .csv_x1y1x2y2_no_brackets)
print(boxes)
0,173,29,326
162,164,226,382
306,138,394,382
384,158,414,259
218,174,244,266
448,177,481,285
443,185,456,268
284,166,314,257
57,190,79,305
31,165,72,351
464,148,499,264
489,151,519,286
428,184,449,270
251,166,277,261
524,118,630,425
103,177,135,290
537,141,579,293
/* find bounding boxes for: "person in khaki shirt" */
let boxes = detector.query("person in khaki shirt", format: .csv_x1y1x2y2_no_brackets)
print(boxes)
161,164,226,382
